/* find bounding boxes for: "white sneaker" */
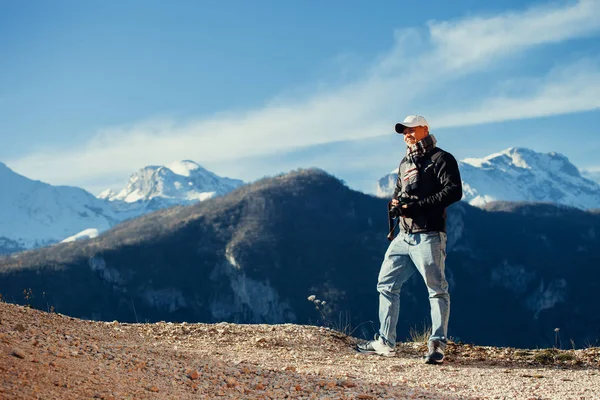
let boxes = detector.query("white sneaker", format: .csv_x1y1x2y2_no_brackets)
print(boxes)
356,334,396,357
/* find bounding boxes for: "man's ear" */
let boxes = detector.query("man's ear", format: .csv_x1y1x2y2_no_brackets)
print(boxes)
424,126,430,135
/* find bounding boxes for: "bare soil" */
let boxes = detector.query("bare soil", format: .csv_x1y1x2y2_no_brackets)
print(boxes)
1,302,598,399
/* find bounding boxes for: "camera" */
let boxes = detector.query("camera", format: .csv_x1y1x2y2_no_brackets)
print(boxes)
388,196,412,219
387,196,415,241
389,204,402,219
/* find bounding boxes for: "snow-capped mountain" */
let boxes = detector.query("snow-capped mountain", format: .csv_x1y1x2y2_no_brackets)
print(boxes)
0,162,117,254
99,160,244,219
376,148,600,210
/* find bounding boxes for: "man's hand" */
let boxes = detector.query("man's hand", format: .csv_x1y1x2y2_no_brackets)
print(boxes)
392,197,421,218
401,201,420,218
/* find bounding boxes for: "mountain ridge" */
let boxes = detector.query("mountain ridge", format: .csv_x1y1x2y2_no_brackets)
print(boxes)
0,160,244,254
99,160,243,203
377,147,600,209
98,159,244,222
1,168,599,349
0,162,117,254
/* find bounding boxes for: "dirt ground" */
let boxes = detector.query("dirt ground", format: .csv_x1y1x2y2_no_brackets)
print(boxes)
1,301,599,399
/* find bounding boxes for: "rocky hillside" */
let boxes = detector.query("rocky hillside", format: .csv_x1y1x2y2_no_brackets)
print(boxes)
1,169,599,349
1,302,598,399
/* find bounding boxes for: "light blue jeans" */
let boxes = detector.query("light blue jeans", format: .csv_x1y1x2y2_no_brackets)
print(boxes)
377,231,449,348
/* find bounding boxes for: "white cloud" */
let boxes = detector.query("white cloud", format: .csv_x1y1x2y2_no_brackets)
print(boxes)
426,0,600,71
434,58,600,127
7,0,600,193
581,166,600,184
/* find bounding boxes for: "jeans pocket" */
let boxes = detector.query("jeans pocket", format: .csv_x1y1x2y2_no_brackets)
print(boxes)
420,232,441,243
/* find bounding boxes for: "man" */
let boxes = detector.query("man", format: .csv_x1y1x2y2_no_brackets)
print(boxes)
357,115,462,364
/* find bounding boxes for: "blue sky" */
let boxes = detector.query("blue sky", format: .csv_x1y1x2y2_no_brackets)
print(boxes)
1,0,599,194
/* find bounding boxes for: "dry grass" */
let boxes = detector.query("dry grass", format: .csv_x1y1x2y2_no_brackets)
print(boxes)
408,323,432,344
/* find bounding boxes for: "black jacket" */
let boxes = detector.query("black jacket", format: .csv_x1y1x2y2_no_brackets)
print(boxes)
392,147,462,233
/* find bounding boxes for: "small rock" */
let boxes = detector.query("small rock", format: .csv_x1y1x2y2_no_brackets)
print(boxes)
337,379,356,388
11,348,26,359
284,366,296,372
148,386,159,392
14,324,26,333
225,377,237,387
387,365,403,372
186,369,200,380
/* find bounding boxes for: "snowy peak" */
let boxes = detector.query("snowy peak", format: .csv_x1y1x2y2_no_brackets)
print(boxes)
376,148,600,210
462,147,581,178
0,159,243,254
167,160,203,177
97,189,117,200
458,147,600,208
0,162,117,252
105,161,244,204
98,161,245,220
110,165,175,203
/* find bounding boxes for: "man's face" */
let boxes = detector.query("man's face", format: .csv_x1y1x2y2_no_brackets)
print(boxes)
403,125,429,146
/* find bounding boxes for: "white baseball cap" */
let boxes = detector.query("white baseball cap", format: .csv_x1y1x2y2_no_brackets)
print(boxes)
394,115,429,133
